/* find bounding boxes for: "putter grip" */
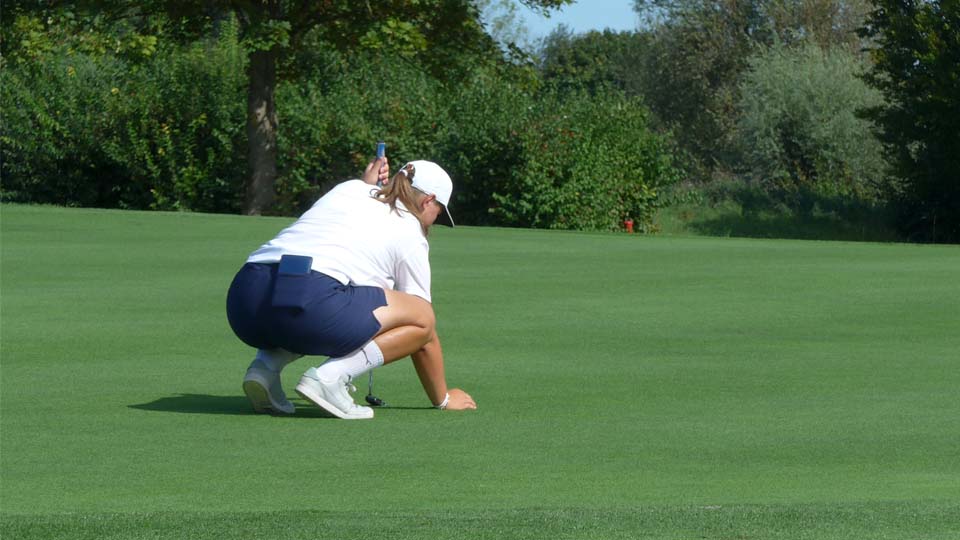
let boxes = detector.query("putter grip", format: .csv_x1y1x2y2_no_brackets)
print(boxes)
375,142,386,187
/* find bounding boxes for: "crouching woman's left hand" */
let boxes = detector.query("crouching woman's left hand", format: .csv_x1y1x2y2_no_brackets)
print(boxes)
443,388,477,410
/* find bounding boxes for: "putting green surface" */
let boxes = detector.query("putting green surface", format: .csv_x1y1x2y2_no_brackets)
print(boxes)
2,204,958,538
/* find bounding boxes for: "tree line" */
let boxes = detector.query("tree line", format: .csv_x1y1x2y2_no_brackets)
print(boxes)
1,0,957,242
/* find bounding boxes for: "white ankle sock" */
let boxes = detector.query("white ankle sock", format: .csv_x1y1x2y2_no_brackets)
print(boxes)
315,341,384,381
255,348,301,372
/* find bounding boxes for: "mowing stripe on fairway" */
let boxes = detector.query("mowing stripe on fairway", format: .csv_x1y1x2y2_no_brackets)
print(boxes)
2,204,958,538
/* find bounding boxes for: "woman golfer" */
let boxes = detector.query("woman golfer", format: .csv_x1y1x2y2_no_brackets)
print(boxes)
226,156,477,419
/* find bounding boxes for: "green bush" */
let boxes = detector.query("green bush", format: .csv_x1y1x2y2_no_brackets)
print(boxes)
1,54,113,206
734,42,886,212
3,18,678,232
1,16,247,212
108,21,247,213
439,76,678,231
500,90,677,231
281,56,557,227
275,50,447,215
434,68,529,226
279,56,677,231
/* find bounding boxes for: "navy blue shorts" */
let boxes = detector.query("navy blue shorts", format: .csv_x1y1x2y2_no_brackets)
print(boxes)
226,263,387,357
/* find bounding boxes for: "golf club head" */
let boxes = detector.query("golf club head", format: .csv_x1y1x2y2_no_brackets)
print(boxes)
365,394,385,407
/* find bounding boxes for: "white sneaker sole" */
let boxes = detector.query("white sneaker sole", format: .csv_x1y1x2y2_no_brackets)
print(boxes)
242,372,294,415
295,381,374,420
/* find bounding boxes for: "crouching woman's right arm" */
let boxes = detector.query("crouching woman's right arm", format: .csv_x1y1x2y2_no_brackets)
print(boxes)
411,331,477,410
372,288,476,411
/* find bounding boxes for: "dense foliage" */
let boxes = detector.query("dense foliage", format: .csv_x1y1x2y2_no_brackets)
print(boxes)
274,50,449,213
626,0,873,179
734,43,885,211
1,10,675,231
2,0,958,241
278,59,675,230
1,15,247,212
439,77,676,230
538,27,648,96
860,0,960,243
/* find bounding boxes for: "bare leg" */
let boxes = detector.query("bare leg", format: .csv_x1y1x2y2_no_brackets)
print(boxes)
370,289,475,410
371,288,436,362
375,326,432,364
372,327,447,406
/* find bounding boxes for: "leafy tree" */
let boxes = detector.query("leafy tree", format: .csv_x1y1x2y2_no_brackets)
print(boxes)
735,42,885,210
0,7,161,66
1,13,247,212
634,0,871,50
631,0,873,181
479,0,534,51
538,27,649,96
435,73,677,231
631,0,770,179
3,0,572,215
859,0,960,243
763,0,873,52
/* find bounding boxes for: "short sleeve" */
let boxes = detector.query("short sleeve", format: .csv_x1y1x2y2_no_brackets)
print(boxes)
394,238,432,303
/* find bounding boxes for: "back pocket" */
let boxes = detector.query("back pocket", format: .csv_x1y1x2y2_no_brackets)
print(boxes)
272,255,314,310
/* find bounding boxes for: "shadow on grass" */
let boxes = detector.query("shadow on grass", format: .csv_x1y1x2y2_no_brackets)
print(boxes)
689,210,900,242
129,394,258,416
659,199,900,242
129,394,433,417
656,179,908,242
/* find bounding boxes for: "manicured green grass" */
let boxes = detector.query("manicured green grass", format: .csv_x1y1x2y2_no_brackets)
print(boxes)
2,204,958,539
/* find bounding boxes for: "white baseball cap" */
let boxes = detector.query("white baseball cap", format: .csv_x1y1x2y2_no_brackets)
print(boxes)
408,160,454,227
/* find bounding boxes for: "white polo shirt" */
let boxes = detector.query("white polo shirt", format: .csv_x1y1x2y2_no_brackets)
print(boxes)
246,180,432,302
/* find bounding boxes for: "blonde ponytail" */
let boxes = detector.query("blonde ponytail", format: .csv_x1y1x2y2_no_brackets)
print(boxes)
374,163,428,234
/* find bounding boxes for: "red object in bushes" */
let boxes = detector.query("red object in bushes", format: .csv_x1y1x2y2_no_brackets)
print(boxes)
624,219,634,233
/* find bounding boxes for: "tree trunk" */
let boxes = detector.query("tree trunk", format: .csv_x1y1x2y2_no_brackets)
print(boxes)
244,48,278,215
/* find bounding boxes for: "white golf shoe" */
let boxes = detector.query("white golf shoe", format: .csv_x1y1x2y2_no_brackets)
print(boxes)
242,359,296,415
295,368,374,420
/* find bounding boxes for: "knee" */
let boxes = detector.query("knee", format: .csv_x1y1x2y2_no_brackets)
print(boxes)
416,303,436,335
404,302,436,349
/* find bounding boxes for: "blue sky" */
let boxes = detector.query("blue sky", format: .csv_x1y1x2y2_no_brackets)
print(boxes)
514,0,640,40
